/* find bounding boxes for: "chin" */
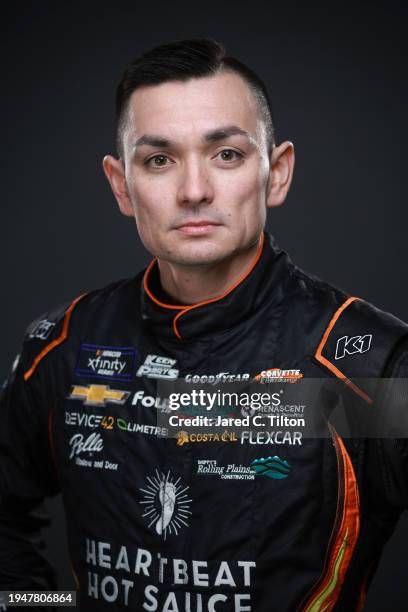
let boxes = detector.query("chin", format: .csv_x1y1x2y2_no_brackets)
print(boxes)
169,243,230,267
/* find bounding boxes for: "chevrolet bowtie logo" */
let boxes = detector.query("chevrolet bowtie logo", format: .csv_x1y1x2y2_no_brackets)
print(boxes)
68,384,131,407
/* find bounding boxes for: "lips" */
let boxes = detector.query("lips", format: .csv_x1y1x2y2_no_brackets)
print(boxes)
176,220,220,229
175,220,221,235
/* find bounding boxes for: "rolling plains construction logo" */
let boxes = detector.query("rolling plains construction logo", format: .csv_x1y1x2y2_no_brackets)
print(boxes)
254,368,303,384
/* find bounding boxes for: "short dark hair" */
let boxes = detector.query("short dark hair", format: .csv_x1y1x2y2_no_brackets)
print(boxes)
114,38,276,159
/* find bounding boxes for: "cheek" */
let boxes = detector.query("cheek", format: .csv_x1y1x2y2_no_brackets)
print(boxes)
129,184,177,252
218,169,266,210
129,180,170,222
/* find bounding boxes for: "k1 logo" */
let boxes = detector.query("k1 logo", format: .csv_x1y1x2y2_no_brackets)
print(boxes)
335,334,372,360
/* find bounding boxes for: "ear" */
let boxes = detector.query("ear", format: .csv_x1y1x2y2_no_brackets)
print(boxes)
102,155,134,217
266,141,295,209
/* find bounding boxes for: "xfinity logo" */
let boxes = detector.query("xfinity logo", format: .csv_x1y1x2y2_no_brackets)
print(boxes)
335,334,372,360
88,353,126,375
75,344,136,381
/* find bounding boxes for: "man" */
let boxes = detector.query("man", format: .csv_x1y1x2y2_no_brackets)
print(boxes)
0,38,407,612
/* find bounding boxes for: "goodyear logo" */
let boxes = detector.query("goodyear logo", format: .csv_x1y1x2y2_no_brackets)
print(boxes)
68,384,131,407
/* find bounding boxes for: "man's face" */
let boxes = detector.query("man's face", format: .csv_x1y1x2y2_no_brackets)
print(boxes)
106,71,290,267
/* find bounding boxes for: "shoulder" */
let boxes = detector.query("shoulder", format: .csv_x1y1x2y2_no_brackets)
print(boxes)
292,263,408,349
20,271,145,381
290,264,408,397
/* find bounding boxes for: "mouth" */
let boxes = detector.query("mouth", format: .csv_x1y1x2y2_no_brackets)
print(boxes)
175,221,221,235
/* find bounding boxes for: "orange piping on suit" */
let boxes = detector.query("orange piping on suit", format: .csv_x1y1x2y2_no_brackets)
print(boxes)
24,293,87,381
143,232,265,339
314,296,373,404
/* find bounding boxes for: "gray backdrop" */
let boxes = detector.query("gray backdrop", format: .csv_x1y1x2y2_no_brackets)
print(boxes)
2,1,407,610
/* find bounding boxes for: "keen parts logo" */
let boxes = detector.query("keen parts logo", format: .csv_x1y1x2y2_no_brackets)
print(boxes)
76,344,137,381
335,334,372,360
68,384,131,407
136,355,179,379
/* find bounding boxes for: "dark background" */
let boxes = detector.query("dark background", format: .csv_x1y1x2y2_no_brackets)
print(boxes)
2,1,407,609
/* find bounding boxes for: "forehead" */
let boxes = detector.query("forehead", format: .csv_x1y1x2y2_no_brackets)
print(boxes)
124,71,261,144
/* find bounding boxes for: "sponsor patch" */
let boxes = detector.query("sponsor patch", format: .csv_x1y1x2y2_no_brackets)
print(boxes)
75,344,137,380
176,430,238,445
136,354,179,379
195,456,291,480
184,372,251,384
250,456,291,479
28,319,56,340
84,537,255,607
196,459,255,480
68,384,131,407
139,470,192,539
131,390,170,411
69,431,104,460
254,368,303,383
68,431,119,471
240,430,302,445
335,334,372,360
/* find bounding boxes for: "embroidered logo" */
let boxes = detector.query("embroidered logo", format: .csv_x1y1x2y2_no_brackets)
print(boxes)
136,354,179,379
68,384,131,407
139,470,192,540
28,319,56,340
250,456,291,479
335,334,372,360
75,344,137,381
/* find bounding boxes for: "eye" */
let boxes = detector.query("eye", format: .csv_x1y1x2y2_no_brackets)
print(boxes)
145,154,172,168
216,149,243,163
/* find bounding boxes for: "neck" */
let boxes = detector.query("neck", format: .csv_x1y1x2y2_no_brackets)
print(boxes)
157,236,263,305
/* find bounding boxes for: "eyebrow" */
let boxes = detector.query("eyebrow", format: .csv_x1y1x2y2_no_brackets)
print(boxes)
133,125,252,150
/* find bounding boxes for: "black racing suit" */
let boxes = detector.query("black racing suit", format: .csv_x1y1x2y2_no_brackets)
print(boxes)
1,231,408,611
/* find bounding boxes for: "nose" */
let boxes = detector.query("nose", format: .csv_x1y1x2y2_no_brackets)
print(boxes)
177,157,214,207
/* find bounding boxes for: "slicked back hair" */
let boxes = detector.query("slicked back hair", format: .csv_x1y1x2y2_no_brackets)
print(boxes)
114,38,276,159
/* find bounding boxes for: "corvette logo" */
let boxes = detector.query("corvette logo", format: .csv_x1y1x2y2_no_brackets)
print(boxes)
68,384,131,407
254,368,303,383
